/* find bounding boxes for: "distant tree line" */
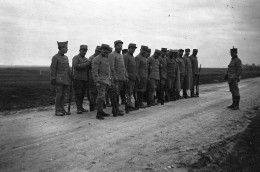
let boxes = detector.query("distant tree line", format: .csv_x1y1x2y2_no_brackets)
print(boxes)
242,63,260,69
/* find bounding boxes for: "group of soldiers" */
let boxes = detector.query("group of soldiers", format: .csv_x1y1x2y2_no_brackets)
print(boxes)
50,40,201,119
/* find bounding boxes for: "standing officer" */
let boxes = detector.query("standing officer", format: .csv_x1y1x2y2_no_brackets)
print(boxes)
189,49,199,97
224,47,242,110
108,40,128,117
166,49,178,101
72,45,91,114
147,49,160,106
182,49,192,98
177,49,186,99
50,41,71,116
92,44,111,120
124,43,138,113
135,45,148,108
158,48,167,105
89,46,101,111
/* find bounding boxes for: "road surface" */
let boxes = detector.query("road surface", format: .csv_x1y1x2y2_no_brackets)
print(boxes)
0,78,259,172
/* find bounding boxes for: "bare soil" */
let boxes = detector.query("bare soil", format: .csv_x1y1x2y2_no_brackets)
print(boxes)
0,78,260,172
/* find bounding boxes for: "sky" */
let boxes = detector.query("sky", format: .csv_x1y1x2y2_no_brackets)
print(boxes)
0,0,260,67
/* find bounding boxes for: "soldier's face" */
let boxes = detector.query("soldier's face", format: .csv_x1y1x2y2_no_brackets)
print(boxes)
115,43,122,52
179,52,183,57
230,51,237,57
128,47,136,54
101,48,109,57
141,49,147,56
185,51,190,56
193,51,198,56
60,46,68,54
80,49,87,57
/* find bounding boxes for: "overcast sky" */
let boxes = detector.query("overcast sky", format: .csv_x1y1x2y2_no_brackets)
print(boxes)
0,0,260,67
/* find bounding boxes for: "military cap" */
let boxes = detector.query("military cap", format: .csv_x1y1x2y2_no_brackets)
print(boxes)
57,41,68,47
141,45,148,51
101,44,110,49
185,48,190,52
155,49,160,53
179,49,184,52
114,40,123,45
128,43,137,48
170,49,179,53
161,48,167,52
193,49,198,52
80,45,88,50
230,46,237,52
122,49,128,53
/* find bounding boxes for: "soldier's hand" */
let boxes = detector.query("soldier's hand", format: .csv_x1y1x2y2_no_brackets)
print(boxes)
51,79,56,85
223,74,228,81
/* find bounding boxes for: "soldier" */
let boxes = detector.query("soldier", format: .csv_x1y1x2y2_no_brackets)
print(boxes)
89,46,101,111
147,49,161,106
91,44,111,120
108,40,128,117
124,43,138,113
72,45,91,114
158,48,167,105
224,47,242,110
166,49,178,101
177,49,186,99
119,49,128,105
105,47,113,108
143,48,151,103
182,49,192,98
189,49,199,97
50,41,71,116
135,45,148,108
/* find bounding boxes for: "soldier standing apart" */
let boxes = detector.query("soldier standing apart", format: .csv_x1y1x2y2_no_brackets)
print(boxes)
224,47,242,110
177,49,186,98
88,46,101,111
189,49,199,97
92,44,111,120
166,50,178,101
108,40,128,117
182,49,192,98
135,45,149,108
72,45,91,114
50,41,71,116
147,49,161,106
124,43,138,113
158,48,167,105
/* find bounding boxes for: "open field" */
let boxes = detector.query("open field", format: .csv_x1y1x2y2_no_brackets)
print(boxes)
0,66,260,111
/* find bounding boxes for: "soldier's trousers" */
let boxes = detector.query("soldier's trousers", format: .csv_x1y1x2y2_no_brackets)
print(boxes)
157,78,166,102
89,79,97,106
125,79,135,107
96,83,107,113
55,85,69,112
73,79,88,110
166,77,176,99
228,79,240,97
110,80,124,112
148,79,159,104
105,85,111,104
120,82,126,104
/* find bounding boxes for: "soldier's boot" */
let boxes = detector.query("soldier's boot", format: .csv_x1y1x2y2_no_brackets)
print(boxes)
232,96,240,110
96,100,104,120
111,99,118,117
227,96,234,109
135,100,140,110
190,89,195,98
102,111,110,117
96,112,104,120
125,104,129,114
138,92,147,108
89,102,95,111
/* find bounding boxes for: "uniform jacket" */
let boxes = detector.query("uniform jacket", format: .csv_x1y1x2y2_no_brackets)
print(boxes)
166,57,178,78
148,55,160,80
135,53,148,79
176,57,186,77
159,55,167,80
50,52,70,85
72,54,90,81
91,54,111,85
189,55,199,75
108,51,127,81
183,55,193,89
124,52,136,81
227,57,242,81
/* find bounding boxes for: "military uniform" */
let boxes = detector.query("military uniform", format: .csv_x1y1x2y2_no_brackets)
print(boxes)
147,50,160,106
226,47,242,110
108,40,127,116
182,49,193,98
166,50,178,101
72,45,91,114
158,48,167,104
92,44,111,119
124,43,137,111
135,46,148,108
189,49,199,97
50,41,70,116
89,46,101,111
176,49,186,98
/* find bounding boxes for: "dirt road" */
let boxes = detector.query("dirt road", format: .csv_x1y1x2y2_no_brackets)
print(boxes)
0,78,260,172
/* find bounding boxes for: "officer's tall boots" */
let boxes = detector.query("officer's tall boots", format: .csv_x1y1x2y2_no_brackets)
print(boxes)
232,96,240,110
227,95,234,109
96,99,104,120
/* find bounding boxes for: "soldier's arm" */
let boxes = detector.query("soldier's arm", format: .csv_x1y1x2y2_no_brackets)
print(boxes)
50,55,58,80
108,53,117,81
91,57,100,84
73,56,89,69
135,56,140,79
235,59,242,78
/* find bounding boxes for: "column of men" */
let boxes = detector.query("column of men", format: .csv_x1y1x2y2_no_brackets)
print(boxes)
50,41,200,119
